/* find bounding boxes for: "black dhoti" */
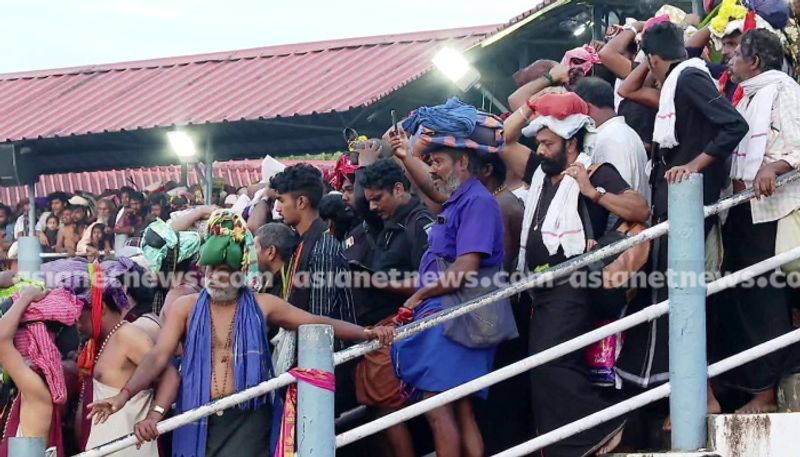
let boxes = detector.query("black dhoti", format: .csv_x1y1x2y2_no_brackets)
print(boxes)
205,403,272,457
529,286,625,457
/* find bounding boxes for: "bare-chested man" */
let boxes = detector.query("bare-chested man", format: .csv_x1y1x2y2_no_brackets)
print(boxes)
89,210,393,457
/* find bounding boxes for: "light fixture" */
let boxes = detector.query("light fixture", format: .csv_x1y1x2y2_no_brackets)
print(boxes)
167,129,197,158
573,23,587,36
432,47,481,92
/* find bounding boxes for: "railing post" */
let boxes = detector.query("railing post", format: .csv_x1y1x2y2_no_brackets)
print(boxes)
668,173,708,451
297,324,335,457
18,184,41,277
9,437,45,456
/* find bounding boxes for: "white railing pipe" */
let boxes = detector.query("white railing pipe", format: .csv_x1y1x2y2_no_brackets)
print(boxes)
493,327,800,457
335,246,800,447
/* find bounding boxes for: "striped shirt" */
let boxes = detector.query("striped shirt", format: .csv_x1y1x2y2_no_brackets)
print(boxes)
306,232,357,324
748,79,800,224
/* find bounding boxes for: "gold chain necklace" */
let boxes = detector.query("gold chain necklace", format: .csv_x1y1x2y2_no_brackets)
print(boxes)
492,185,507,197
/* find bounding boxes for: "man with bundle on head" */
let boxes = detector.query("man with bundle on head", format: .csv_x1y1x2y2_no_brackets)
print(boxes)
0,282,83,457
389,98,518,457
511,92,649,456
89,209,393,457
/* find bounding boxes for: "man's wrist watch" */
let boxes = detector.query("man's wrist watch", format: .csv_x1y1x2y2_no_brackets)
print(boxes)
150,405,166,417
592,187,607,204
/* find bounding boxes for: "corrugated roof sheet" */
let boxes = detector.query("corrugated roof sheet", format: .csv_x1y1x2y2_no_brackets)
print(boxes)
0,25,497,143
0,159,334,205
0,0,568,143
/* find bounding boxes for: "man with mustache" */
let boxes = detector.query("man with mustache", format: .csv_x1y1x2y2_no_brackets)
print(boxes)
389,100,515,457
506,92,650,456
88,210,394,457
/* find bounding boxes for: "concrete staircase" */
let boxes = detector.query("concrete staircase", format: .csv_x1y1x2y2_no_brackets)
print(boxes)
610,412,800,457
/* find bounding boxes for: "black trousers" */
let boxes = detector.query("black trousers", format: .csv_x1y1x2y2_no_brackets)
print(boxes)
529,286,625,457
712,203,800,392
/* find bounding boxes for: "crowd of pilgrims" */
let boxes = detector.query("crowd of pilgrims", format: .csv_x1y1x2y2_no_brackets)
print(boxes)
1,3,800,457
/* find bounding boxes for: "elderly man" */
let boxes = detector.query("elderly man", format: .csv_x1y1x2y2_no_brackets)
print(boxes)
390,99,516,457
504,92,649,456
714,29,800,414
89,210,393,457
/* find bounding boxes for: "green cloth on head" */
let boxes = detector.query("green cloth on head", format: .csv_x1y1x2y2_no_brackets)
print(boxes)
141,219,201,272
199,222,244,271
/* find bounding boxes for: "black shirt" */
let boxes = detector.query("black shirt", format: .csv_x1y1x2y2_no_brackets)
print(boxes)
344,196,434,326
523,161,631,274
650,66,748,220
686,47,738,101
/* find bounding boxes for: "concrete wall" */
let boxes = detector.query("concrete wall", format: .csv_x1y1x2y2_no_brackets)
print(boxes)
708,413,800,457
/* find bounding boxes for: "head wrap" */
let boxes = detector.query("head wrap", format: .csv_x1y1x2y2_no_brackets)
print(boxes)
12,288,82,404
41,258,138,378
560,45,601,77
402,98,504,157
141,219,201,273
521,92,595,140
329,154,359,191
199,210,261,290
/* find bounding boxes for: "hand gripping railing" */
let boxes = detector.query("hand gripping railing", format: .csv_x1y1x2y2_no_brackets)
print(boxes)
77,171,800,457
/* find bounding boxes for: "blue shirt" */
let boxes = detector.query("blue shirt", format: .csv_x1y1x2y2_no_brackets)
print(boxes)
418,176,504,287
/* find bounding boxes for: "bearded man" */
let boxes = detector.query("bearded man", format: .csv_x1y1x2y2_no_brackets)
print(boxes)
88,210,393,457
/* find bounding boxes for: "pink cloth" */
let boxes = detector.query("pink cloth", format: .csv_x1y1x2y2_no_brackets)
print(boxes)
560,45,601,76
13,288,82,405
530,92,590,120
644,15,671,32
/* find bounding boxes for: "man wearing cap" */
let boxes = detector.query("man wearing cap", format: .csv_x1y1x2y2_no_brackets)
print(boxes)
89,210,393,457
504,92,650,456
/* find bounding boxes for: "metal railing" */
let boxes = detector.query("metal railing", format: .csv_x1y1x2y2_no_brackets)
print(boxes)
76,171,800,457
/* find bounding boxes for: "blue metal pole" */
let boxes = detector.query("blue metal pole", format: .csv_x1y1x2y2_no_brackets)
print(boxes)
668,173,707,451
9,437,46,456
297,324,335,457
18,184,41,278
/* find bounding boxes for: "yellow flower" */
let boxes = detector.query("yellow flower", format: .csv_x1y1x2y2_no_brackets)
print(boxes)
710,0,747,36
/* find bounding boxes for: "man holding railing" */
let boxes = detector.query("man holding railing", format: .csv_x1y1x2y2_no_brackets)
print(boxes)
713,28,800,414
87,209,394,457
389,100,516,457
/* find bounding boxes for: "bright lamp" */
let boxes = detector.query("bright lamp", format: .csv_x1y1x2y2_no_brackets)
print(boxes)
432,47,481,92
167,130,197,158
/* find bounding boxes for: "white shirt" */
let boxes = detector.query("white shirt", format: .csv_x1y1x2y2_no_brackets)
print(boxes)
592,116,650,203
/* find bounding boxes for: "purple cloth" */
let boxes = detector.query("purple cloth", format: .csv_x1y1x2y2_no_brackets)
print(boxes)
418,177,504,287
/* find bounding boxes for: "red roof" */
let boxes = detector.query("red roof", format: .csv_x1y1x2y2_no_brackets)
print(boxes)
0,159,334,205
0,25,498,142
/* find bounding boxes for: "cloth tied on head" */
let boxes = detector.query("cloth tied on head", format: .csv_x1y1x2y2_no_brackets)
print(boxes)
521,92,593,140
330,154,359,191
199,209,262,290
560,45,601,77
141,219,201,273
517,93,595,272
12,288,83,404
200,210,248,270
41,258,137,378
402,98,504,157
